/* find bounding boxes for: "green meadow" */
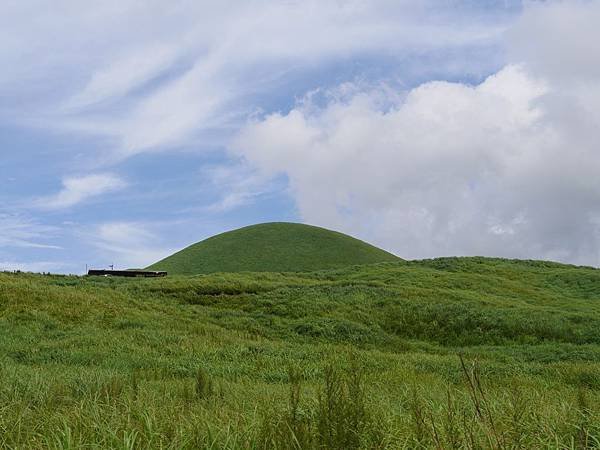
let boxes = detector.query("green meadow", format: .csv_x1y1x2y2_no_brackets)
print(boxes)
1,257,600,449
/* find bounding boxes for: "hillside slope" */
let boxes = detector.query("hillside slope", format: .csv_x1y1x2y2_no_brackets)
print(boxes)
147,222,400,275
2,257,600,447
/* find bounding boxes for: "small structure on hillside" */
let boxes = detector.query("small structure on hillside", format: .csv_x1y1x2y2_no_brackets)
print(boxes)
87,269,167,278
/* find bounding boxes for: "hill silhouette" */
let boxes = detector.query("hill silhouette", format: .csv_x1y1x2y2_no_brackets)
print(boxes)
147,222,400,275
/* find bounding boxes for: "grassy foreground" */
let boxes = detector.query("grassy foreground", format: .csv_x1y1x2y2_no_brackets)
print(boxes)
147,222,400,275
1,257,600,449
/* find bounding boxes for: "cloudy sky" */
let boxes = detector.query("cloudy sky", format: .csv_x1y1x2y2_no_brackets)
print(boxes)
2,0,600,273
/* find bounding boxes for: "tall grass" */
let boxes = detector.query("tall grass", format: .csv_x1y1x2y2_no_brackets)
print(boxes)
0,354,599,448
1,257,600,448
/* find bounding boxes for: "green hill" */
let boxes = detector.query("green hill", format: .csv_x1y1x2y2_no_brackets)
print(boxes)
2,257,600,447
147,222,400,275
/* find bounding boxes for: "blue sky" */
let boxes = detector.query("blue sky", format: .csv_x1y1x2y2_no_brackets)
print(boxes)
3,0,600,273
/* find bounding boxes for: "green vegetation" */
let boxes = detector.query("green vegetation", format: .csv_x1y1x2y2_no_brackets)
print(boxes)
1,257,600,448
147,222,400,275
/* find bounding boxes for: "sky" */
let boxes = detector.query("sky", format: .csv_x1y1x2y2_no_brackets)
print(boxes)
2,0,600,273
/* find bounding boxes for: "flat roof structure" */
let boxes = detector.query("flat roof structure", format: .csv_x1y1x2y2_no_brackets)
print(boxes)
87,269,167,278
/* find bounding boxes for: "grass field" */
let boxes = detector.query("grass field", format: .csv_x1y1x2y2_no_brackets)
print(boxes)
2,257,600,448
147,223,400,275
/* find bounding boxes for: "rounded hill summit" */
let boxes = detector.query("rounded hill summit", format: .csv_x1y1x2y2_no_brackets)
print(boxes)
147,222,400,275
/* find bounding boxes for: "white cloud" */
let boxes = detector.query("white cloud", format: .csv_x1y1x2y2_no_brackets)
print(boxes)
198,164,278,213
0,1,514,157
89,222,174,269
36,174,127,210
232,6,600,269
63,44,180,110
508,0,600,85
0,214,61,249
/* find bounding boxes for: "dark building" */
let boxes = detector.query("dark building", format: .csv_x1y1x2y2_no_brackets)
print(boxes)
87,269,167,278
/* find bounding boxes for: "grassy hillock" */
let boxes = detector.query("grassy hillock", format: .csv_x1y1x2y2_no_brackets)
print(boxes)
147,222,400,275
1,257,600,448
